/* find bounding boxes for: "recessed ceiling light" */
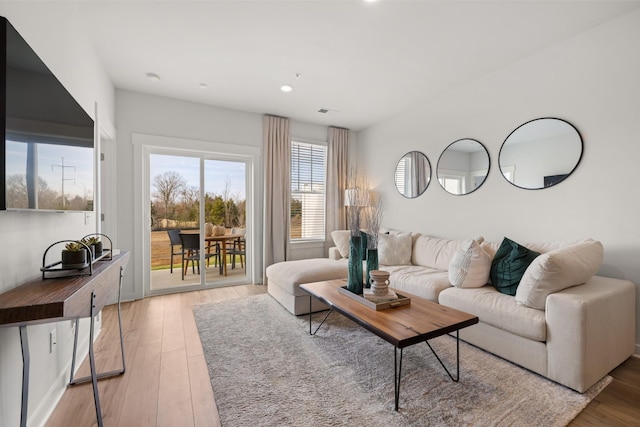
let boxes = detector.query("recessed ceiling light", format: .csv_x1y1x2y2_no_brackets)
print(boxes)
146,72,161,82
280,84,293,93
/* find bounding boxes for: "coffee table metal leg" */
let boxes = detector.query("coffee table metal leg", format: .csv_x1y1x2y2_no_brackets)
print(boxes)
394,347,404,411
307,295,333,336
425,330,460,382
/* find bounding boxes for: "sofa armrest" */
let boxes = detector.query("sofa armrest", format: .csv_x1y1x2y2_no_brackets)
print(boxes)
546,275,636,392
328,247,344,260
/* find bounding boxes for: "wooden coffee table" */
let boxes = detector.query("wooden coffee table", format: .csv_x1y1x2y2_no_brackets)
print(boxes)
300,279,479,411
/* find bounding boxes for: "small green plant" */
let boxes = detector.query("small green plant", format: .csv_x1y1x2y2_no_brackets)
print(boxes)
82,236,100,245
64,241,84,252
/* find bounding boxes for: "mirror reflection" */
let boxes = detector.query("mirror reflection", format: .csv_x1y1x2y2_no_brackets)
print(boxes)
394,151,430,198
437,139,490,195
499,118,583,190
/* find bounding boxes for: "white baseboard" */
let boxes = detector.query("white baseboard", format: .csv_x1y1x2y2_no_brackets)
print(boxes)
31,324,101,427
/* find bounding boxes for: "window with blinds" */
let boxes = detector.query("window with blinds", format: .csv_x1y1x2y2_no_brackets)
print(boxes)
290,140,327,241
395,156,410,196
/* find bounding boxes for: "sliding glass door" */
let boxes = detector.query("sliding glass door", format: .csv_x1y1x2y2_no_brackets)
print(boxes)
148,151,248,293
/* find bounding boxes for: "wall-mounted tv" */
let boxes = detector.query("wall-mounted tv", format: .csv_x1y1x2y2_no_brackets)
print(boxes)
1,16,94,212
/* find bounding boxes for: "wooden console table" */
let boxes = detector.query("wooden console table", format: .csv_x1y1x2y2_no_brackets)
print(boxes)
0,251,130,427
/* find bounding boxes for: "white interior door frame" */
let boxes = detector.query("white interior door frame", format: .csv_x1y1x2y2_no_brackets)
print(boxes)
132,133,261,299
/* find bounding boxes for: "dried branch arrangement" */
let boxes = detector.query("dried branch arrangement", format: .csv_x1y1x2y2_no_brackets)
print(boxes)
362,196,383,249
346,168,369,237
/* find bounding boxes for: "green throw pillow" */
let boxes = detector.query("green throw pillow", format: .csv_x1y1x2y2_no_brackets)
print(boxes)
490,237,540,296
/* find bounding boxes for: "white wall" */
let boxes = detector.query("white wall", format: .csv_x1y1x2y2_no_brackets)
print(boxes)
357,9,640,351
114,90,336,299
0,3,115,426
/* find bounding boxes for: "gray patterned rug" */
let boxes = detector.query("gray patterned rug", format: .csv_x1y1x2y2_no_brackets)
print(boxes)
193,294,610,427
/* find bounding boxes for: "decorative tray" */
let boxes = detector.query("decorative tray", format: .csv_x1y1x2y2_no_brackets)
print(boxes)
338,286,411,311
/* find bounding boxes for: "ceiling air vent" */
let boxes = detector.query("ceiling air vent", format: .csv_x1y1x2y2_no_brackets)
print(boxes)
318,107,340,114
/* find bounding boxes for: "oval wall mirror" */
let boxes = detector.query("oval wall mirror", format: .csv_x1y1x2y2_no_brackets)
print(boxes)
394,151,431,198
437,138,490,195
499,117,583,190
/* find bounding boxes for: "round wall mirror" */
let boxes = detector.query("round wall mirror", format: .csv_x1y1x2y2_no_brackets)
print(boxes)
499,118,583,190
437,138,490,195
394,151,431,198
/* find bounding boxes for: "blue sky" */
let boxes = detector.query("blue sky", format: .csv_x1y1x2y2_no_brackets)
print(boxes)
150,154,246,200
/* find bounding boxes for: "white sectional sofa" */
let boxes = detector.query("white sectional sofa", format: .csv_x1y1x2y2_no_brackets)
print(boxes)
266,231,636,393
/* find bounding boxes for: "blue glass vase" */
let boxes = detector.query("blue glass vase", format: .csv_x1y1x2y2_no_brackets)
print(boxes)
347,235,364,295
365,248,379,288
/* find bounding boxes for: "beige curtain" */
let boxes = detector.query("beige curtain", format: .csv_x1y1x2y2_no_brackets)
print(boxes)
410,151,427,197
263,115,291,274
325,126,349,253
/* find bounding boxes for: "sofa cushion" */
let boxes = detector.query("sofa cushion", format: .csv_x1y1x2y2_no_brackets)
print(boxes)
382,265,451,302
331,230,351,258
481,239,583,257
412,235,470,270
515,239,604,310
448,239,492,288
378,232,412,265
439,286,547,342
490,237,540,296
266,258,348,296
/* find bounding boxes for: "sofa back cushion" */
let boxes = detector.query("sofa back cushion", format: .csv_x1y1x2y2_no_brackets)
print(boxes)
481,240,582,257
515,239,604,310
330,230,351,258
412,235,470,270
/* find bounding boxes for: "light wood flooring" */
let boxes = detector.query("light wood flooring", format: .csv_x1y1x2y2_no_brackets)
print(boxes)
46,284,265,427
46,284,640,426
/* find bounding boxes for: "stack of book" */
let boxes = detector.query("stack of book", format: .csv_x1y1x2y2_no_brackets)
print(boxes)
363,287,399,303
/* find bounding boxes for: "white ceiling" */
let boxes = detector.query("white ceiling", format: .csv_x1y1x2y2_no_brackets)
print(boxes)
73,0,640,131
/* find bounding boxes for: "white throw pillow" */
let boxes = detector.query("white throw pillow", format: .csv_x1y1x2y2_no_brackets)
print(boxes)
378,232,412,265
515,239,604,310
330,230,351,258
448,239,492,288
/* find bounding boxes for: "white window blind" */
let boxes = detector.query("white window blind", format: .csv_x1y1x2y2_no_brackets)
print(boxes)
290,141,327,241
395,156,411,196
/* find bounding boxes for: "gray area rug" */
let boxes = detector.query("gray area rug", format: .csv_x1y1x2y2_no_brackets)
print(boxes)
193,294,610,427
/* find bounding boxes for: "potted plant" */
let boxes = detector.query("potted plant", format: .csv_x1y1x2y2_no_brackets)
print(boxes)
61,241,88,268
82,236,103,258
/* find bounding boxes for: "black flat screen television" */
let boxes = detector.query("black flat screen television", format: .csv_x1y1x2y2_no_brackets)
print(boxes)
1,17,94,212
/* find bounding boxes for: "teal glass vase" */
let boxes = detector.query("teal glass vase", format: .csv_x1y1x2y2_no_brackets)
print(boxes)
347,234,364,295
365,248,379,288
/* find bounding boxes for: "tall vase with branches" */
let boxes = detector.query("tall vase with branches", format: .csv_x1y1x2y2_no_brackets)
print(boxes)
363,197,383,287
345,169,369,294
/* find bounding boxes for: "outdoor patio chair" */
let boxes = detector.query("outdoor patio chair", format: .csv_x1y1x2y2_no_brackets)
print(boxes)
179,233,222,280
167,229,183,274
228,228,246,269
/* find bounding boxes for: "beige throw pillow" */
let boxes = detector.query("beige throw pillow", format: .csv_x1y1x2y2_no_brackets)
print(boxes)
378,232,412,265
330,230,351,258
448,239,492,288
515,239,604,310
